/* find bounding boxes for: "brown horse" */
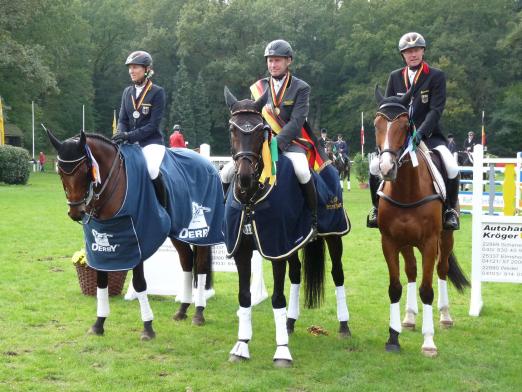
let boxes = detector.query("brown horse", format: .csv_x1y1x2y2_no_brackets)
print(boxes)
373,87,469,357
223,87,350,367
45,129,213,340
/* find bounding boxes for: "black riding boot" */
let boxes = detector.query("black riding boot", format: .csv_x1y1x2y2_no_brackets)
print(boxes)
301,178,318,236
366,174,380,228
152,173,168,209
443,174,460,230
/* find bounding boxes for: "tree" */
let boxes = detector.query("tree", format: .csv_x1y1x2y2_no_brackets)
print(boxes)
170,61,196,148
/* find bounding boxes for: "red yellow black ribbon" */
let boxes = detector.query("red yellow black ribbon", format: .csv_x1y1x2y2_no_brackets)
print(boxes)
131,80,152,113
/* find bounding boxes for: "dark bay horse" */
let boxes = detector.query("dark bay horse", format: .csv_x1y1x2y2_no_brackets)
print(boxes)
223,88,350,367
373,88,469,357
325,140,351,191
46,129,214,340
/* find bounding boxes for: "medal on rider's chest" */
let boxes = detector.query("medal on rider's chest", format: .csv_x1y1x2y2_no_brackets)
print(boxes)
132,110,140,119
275,107,280,115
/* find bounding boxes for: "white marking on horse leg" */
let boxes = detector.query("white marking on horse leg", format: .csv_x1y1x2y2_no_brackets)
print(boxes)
194,274,206,308
287,284,300,320
390,302,402,333
273,307,289,346
136,290,153,322
237,306,252,341
96,287,110,317
335,285,349,322
179,271,193,304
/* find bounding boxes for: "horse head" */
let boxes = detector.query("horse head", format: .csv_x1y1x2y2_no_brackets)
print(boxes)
374,85,412,181
224,86,267,197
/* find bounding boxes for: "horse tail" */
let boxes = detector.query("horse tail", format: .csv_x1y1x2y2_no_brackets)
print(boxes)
192,246,213,290
447,251,470,293
302,237,326,309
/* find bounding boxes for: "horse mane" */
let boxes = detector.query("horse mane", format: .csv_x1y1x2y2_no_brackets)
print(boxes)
78,132,115,146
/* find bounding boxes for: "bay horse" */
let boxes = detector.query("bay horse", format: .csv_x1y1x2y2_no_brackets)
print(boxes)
45,129,216,340
373,87,469,357
223,88,350,367
325,140,351,191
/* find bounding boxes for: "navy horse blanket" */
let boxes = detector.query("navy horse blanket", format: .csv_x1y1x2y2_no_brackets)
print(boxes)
224,156,350,260
83,145,224,271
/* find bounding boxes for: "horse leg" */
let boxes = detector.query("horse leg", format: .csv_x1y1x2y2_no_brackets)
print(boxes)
192,245,210,326
382,236,402,352
286,253,301,334
419,236,438,357
271,259,292,367
326,235,351,338
401,246,418,330
437,230,454,328
171,238,193,322
88,270,109,336
229,237,253,362
132,262,155,340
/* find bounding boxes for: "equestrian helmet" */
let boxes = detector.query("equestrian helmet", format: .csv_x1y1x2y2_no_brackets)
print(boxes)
125,51,153,67
172,124,181,131
398,32,426,52
264,39,293,58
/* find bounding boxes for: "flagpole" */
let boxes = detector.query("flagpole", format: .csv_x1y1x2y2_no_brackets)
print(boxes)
481,110,486,152
82,105,85,132
32,101,35,160
361,111,365,156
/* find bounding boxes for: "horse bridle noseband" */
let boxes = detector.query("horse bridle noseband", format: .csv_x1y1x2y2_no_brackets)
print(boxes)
229,108,267,173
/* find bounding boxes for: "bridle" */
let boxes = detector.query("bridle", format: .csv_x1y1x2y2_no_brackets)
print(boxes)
376,102,411,165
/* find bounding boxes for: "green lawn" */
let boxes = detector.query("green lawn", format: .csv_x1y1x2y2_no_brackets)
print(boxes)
0,173,520,391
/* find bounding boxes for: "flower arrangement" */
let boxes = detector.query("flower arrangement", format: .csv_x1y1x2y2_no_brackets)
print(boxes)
71,248,87,266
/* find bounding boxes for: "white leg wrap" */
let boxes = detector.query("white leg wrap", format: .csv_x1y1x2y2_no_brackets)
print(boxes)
96,287,110,318
340,180,344,189
273,345,293,361
406,282,418,314
335,286,349,322
437,279,449,310
237,306,252,341
287,284,300,320
136,290,154,322
195,274,206,308
422,304,434,336
230,341,250,359
390,302,402,333
347,180,351,190
434,145,459,179
179,271,193,304
273,307,289,346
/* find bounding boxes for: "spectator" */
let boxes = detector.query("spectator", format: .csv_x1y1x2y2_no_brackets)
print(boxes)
38,151,46,172
169,124,186,148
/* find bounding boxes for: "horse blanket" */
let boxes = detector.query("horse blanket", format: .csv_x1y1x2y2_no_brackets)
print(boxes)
224,157,350,260
83,144,224,271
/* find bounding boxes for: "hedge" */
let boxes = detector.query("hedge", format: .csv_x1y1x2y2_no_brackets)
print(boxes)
0,145,31,185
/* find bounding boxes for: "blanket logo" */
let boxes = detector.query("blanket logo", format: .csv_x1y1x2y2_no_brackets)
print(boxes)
180,202,211,239
91,229,119,252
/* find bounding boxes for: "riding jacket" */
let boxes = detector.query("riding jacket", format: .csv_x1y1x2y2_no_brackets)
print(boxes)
118,82,166,147
385,62,447,149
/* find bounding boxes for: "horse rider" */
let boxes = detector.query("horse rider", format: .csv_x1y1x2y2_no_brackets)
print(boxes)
335,134,349,164
169,124,186,148
220,39,319,232
367,32,460,230
463,131,477,152
112,50,167,208
447,133,458,155
319,128,329,150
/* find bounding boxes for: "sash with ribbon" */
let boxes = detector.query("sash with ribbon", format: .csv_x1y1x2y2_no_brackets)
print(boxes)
250,76,329,172
131,80,153,119
402,61,430,90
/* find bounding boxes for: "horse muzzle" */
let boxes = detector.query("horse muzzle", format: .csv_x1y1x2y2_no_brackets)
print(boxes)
379,153,397,181
68,205,86,221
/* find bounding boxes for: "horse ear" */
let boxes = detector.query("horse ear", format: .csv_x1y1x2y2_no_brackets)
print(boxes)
224,86,238,111
45,127,63,152
399,88,413,107
254,88,268,113
374,85,385,105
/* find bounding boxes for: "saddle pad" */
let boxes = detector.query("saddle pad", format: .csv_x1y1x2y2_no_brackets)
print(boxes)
418,144,446,200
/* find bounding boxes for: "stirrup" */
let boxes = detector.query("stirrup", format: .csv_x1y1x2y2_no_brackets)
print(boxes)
366,207,378,228
443,208,459,230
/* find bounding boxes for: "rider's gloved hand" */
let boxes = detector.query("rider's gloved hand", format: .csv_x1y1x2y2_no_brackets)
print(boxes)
112,131,129,144
412,129,425,146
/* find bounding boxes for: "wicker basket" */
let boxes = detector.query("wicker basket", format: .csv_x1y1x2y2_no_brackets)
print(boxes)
74,263,128,296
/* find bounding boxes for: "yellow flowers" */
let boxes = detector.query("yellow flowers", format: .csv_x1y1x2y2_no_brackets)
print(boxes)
71,248,86,265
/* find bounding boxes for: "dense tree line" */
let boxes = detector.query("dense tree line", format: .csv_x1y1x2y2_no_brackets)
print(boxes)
1,0,521,155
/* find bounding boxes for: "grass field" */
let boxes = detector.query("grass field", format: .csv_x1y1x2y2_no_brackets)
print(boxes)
0,171,521,391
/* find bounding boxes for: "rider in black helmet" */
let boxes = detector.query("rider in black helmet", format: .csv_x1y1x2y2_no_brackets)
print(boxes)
112,50,167,208
367,32,460,230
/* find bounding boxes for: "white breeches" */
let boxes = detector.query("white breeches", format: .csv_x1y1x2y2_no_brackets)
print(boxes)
370,156,380,176
142,144,166,179
220,151,311,184
433,145,459,179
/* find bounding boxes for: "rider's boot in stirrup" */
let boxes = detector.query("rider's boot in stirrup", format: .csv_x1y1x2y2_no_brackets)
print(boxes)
366,174,380,228
302,178,318,238
443,175,460,230
152,172,168,209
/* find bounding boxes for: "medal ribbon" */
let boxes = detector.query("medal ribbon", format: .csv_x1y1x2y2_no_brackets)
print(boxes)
402,62,425,89
269,73,291,111
131,80,152,113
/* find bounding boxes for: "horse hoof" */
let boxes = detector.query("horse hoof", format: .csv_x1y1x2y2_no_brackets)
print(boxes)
402,322,416,331
440,319,454,329
385,343,400,353
87,326,104,336
192,314,205,326
173,311,188,321
228,354,248,363
140,330,156,341
286,318,296,335
273,359,292,368
421,347,438,358
338,322,351,338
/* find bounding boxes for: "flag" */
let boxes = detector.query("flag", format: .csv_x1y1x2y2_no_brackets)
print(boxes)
360,112,365,146
112,110,117,135
0,97,5,145
481,111,487,146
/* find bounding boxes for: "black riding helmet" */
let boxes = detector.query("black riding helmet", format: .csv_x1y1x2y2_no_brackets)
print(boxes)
264,39,293,58
398,32,426,52
125,51,153,67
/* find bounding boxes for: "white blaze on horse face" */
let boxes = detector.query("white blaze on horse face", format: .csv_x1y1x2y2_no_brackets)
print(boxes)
379,121,396,178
